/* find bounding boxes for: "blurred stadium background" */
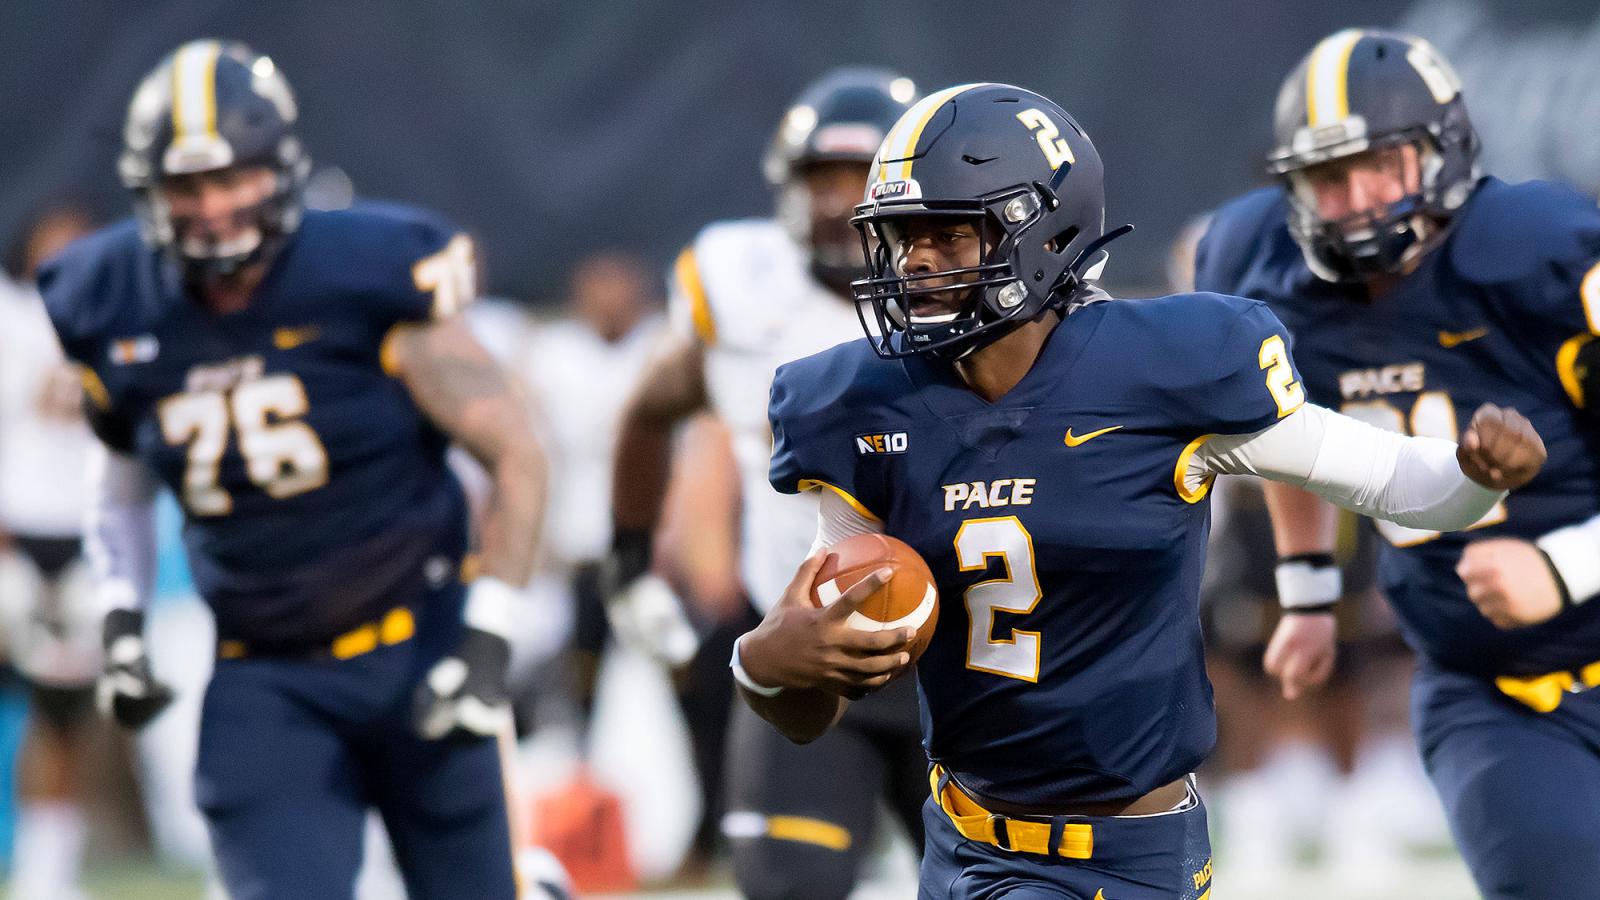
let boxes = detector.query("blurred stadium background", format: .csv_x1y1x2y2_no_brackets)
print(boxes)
3,1,1599,897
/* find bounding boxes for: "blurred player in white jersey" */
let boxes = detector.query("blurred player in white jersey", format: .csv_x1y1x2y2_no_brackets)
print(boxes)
605,69,924,899
0,202,100,900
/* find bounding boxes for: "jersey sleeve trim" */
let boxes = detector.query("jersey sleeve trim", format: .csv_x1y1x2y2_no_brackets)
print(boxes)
1582,260,1600,335
1557,333,1596,408
673,247,717,345
797,478,882,523
1173,434,1216,504
379,322,418,378
78,365,112,411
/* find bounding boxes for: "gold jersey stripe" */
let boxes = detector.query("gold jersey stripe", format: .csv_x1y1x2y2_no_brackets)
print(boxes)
674,246,716,345
797,478,882,522
1173,434,1216,504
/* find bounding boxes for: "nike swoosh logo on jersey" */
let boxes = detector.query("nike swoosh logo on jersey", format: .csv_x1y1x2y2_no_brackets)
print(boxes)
273,325,322,350
1063,425,1122,447
1438,327,1488,348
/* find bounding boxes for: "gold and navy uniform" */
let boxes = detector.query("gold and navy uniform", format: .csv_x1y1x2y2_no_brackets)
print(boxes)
1197,178,1600,900
39,204,519,900
40,203,472,648
770,291,1302,810
1196,178,1600,679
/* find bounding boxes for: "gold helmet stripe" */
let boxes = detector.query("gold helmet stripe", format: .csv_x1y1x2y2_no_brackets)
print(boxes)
878,83,989,182
1305,29,1363,127
171,40,222,142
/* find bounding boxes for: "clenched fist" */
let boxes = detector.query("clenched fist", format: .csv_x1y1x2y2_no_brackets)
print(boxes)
1456,405,1546,491
1457,538,1565,629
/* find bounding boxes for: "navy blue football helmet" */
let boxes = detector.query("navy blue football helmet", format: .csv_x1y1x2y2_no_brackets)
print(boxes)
765,68,918,293
119,39,310,284
1268,29,1479,282
851,83,1127,360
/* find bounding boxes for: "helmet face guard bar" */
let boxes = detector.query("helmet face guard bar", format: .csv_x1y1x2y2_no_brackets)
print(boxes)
850,182,1130,359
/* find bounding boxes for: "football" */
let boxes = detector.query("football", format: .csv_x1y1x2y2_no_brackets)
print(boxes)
811,533,940,664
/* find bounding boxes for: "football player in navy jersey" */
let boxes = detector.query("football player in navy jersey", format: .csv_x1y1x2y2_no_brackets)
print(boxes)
734,82,1545,899
39,41,546,899
1195,29,1600,900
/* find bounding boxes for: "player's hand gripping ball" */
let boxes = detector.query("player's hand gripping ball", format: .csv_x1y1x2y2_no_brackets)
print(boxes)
810,534,939,666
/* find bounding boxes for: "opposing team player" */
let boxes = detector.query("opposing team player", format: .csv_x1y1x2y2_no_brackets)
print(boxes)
0,202,100,900
740,82,1546,899
40,41,545,899
605,69,924,898
1195,29,1600,899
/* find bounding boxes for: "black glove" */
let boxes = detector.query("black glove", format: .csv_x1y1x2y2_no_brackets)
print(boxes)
97,609,175,730
413,626,512,741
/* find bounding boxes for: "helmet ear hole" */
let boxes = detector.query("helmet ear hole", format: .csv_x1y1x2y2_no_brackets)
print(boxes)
1048,226,1080,255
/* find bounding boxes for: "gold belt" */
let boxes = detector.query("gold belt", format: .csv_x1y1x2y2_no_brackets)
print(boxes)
1496,660,1600,713
218,606,417,661
929,765,1095,859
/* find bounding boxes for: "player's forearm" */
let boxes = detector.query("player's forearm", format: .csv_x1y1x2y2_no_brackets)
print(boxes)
84,444,159,611
392,317,548,585
1260,480,1339,555
740,684,845,745
610,334,708,534
611,405,678,534
475,438,546,586
1202,404,1504,531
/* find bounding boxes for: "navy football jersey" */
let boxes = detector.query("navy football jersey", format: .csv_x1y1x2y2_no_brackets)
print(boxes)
1196,178,1600,678
769,292,1305,806
40,203,475,646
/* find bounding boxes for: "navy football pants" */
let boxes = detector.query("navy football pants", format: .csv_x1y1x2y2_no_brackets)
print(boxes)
919,786,1212,899
1414,664,1600,900
194,586,518,900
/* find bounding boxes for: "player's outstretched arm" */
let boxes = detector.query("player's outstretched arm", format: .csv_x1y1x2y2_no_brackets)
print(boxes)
734,552,910,744
388,316,547,739
602,330,709,666
1200,403,1544,532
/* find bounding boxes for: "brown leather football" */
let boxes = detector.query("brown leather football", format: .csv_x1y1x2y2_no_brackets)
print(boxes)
811,533,940,664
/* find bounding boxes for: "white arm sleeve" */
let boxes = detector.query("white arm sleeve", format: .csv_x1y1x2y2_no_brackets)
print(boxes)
84,443,160,614
1195,404,1504,531
809,488,886,553
1536,512,1600,606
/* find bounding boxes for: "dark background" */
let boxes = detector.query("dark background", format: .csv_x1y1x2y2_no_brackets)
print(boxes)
6,0,1600,299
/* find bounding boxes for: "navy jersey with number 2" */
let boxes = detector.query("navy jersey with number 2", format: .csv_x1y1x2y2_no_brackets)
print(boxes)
769,291,1305,807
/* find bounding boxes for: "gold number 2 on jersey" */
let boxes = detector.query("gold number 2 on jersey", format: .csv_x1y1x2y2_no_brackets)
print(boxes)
955,516,1043,682
159,374,329,516
1258,335,1305,417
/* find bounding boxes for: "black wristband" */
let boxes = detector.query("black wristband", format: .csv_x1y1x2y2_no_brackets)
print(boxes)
608,527,654,589
1279,552,1337,568
1282,603,1337,615
1536,548,1575,611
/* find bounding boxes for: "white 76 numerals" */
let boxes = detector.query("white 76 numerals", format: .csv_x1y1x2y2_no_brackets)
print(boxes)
159,374,328,516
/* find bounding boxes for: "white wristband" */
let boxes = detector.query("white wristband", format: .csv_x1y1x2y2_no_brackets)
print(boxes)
730,634,784,697
1537,515,1600,606
1275,559,1343,610
464,576,518,639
